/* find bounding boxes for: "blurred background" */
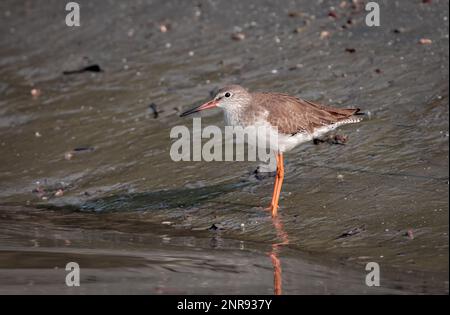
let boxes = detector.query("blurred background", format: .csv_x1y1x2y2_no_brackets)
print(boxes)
0,0,448,294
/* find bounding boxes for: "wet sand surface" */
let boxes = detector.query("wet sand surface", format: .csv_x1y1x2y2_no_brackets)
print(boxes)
0,0,448,294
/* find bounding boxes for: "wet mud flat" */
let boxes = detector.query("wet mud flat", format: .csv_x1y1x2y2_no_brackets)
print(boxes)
0,0,449,294
0,205,445,294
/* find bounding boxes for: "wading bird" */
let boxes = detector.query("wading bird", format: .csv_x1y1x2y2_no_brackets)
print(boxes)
181,85,362,217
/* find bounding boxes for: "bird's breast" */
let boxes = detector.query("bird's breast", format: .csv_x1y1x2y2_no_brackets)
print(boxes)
223,109,244,127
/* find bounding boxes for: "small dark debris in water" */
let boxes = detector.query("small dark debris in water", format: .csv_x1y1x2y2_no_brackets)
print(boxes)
231,32,246,41
288,11,298,17
287,11,308,18
313,134,348,145
73,147,95,152
289,64,303,71
345,48,356,53
375,68,382,74
65,147,95,160
403,229,415,240
63,64,103,75
334,134,348,144
422,0,432,3
351,0,364,12
253,167,276,180
210,235,223,248
337,226,365,239
328,11,338,18
32,186,45,196
392,28,406,34
148,103,159,119
208,224,224,231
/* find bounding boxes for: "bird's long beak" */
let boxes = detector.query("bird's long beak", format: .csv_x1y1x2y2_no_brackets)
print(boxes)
180,99,218,117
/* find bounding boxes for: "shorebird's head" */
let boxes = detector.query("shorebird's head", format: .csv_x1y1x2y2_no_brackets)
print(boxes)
180,85,250,117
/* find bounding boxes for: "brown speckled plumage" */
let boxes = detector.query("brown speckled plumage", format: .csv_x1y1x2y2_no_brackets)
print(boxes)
246,92,361,135
215,85,361,135
182,84,362,137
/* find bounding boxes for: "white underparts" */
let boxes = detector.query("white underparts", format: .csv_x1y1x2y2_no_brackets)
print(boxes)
275,117,362,152
223,107,362,153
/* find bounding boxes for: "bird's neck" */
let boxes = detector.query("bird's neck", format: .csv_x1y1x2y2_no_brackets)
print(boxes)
223,95,252,127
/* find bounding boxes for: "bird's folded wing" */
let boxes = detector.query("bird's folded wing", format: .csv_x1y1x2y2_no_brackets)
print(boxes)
252,93,360,135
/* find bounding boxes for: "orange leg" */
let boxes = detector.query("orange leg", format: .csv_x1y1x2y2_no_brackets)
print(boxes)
268,154,280,211
269,214,289,295
270,251,282,295
274,152,284,215
268,152,284,217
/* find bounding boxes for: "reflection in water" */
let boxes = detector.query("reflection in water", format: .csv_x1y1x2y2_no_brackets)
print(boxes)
269,215,289,295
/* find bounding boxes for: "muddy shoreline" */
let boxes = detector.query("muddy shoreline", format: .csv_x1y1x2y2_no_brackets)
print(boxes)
0,0,448,294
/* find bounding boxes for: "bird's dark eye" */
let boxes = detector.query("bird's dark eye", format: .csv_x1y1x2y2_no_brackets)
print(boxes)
224,92,231,98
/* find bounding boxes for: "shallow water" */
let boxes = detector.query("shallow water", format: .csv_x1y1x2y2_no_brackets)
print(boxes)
0,0,448,294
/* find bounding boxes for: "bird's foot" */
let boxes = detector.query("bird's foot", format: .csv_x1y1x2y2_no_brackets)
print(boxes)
313,134,348,145
265,204,279,217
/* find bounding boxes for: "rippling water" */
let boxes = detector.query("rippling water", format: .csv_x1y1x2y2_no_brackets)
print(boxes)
0,0,448,294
